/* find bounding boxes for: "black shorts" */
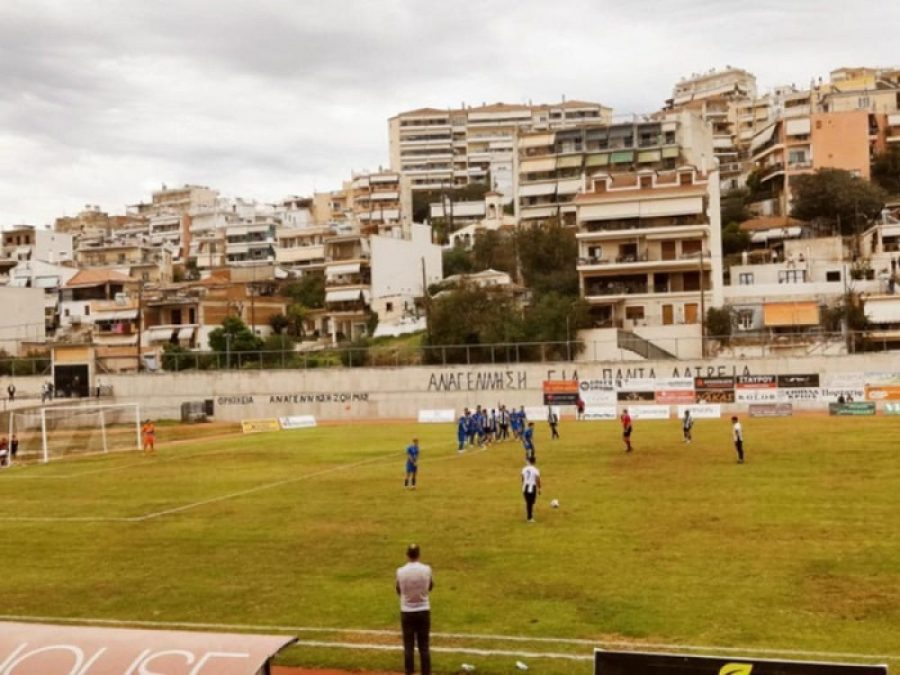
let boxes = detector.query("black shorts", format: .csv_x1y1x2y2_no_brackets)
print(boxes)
623,427,632,437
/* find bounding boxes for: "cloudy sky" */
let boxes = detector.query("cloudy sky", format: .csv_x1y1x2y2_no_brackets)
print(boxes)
2,0,898,226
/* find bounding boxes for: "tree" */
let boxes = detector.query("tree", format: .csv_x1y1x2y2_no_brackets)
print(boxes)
706,306,734,342
522,293,590,359
721,187,751,226
208,315,263,353
442,245,474,277
472,230,516,273
872,146,900,196
281,273,325,309
515,223,579,297
790,169,887,234
721,222,751,255
269,313,289,335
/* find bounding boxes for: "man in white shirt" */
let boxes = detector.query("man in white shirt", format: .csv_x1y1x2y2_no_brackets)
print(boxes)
521,456,541,522
731,415,744,464
396,544,433,675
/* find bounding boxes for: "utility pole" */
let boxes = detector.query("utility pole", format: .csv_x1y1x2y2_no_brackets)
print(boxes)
699,248,706,358
420,256,430,339
136,284,143,372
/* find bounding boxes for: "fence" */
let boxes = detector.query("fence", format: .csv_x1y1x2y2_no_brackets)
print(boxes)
0,332,894,375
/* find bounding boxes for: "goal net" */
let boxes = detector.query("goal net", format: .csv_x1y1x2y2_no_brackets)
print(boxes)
7,403,141,464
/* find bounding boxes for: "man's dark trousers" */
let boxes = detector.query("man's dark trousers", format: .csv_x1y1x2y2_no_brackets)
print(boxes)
401,610,431,675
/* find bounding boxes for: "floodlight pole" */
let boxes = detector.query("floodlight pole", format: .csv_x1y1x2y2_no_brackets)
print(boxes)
40,407,48,464
100,410,108,453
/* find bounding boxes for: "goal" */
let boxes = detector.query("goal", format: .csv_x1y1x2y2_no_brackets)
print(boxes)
8,402,142,464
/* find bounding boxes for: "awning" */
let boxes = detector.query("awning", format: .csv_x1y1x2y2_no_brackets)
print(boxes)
763,302,819,327
610,151,634,163
326,289,365,303
177,326,196,340
520,133,554,148
662,146,680,158
637,150,662,163
95,309,138,321
556,155,583,169
519,182,557,197
327,262,361,277
557,178,583,194
520,157,557,173
750,226,802,243
865,298,900,324
751,123,777,152
785,118,811,136
0,621,295,675
35,275,61,288
147,326,176,341
586,153,609,167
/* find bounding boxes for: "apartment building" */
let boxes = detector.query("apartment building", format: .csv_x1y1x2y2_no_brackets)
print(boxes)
575,166,722,358
1,225,73,265
54,205,144,239
7,260,80,333
74,239,173,284
666,67,758,187
388,100,613,201
0,287,46,354
323,223,442,342
516,111,713,227
750,110,879,216
275,225,330,276
348,170,411,237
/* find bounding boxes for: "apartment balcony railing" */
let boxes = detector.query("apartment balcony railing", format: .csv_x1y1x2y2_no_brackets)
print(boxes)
759,162,785,182
578,252,708,267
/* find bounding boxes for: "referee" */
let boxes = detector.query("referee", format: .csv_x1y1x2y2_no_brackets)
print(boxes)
521,456,542,523
396,544,433,675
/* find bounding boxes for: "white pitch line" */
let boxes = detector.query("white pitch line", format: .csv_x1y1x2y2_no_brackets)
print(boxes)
0,615,896,662
293,639,592,661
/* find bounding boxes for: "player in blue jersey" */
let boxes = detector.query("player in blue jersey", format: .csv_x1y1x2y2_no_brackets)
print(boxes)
467,408,480,446
404,438,420,489
457,412,468,452
521,422,536,461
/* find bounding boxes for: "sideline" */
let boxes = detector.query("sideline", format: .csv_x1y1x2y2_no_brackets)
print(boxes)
0,615,896,663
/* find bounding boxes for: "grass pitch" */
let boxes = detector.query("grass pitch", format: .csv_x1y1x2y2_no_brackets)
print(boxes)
0,416,898,673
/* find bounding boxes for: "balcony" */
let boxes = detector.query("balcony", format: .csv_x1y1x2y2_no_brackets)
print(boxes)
577,251,711,272
759,162,785,182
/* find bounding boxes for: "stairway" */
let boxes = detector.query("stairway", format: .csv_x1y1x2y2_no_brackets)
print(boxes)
616,330,678,360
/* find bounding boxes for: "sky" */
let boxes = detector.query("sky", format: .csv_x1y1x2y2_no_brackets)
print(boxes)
2,0,899,226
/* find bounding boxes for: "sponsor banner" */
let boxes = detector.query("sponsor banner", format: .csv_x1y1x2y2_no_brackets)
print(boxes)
624,405,670,420
777,387,822,403
819,387,866,403
580,387,617,405
864,372,900,386
617,390,655,402
885,402,900,415
677,404,721,419
655,390,695,404
278,415,317,429
865,385,900,401
829,402,876,416
735,374,777,389
582,406,617,421
615,377,658,392
241,418,281,434
695,389,735,403
594,649,888,675
543,379,580,405
735,388,778,403
0,621,297,675
524,406,558,421
416,409,455,424
694,376,734,390
823,371,866,388
778,373,820,388
750,403,793,418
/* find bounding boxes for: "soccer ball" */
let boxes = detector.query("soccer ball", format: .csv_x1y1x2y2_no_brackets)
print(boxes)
550,499,560,509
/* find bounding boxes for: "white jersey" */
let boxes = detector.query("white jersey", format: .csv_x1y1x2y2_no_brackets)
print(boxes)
396,561,432,612
521,465,541,493
733,421,743,442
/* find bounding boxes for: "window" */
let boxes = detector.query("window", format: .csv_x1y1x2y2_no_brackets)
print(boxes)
858,96,870,109
737,309,754,330
587,245,602,260
385,302,394,313
625,306,645,320
84,305,90,316
826,270,841,282
738,272,754,285
778,269,806,283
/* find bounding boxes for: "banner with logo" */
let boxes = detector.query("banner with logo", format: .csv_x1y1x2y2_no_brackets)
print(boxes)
578,383,617,404
617,390,655,402
777,388,822,403
655,390,696,404
819,387,866,403
624,405,670,420
695,389,735,403
677,404,721,419
241,418,282,434
543,380,580,405
735,388,778,403
865,385,900,402
278,415,317,429
778,373,820,388
829,402,876,416
594,649,887,674
885,402,900,416
581,406,617,421
749,403,793,417
694,376,734,390
736,374,777,389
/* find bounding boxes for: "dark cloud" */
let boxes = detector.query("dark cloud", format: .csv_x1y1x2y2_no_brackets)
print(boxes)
1,0,898,224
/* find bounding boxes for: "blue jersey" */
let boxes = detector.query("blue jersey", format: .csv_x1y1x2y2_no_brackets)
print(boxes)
458,417,468,438
406,444,419,471
467,414,480,434
522,427,534,450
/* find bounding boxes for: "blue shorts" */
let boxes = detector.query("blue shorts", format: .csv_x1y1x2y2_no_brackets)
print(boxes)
406,462,417,473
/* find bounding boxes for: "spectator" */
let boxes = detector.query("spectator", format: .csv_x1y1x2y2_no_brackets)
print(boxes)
396,544,433,675
7,383,15,402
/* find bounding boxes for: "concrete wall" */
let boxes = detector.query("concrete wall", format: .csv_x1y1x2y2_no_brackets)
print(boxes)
0,288,46,354
76,352,900,422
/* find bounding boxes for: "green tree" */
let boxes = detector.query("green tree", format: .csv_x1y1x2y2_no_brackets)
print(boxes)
721,187,751,226
872,146,900,196
706,306,734,342
281,273,325,309
522,293,590,359
285,303,311,338
269,313,289,335
515,223,579,297
161,343,192,371
790,169,887,234
472,230,516,273
208,315,263,353
721,222,751,255
442,245,474,277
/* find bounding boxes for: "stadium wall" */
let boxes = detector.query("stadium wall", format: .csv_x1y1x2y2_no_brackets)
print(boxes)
75,352,900,421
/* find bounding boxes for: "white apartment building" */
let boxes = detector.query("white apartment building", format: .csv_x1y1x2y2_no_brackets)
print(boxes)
349,171,411,237
388,100,613,202
575,166,722,359
0,287,46,353
1,225,74,265
275,225,331,276
323,223,442,342
516,111,713,227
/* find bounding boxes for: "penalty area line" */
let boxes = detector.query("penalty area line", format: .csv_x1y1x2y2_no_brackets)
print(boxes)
293,639,592,661
0,615,896,663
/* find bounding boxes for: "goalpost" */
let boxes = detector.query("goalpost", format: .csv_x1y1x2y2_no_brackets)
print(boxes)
9,402,142,464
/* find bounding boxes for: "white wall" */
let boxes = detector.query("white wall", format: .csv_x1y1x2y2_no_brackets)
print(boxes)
0,288,46,353
370,223,442,300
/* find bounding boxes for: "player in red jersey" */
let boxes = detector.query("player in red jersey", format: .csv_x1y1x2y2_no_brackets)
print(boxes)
620,408,633,453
